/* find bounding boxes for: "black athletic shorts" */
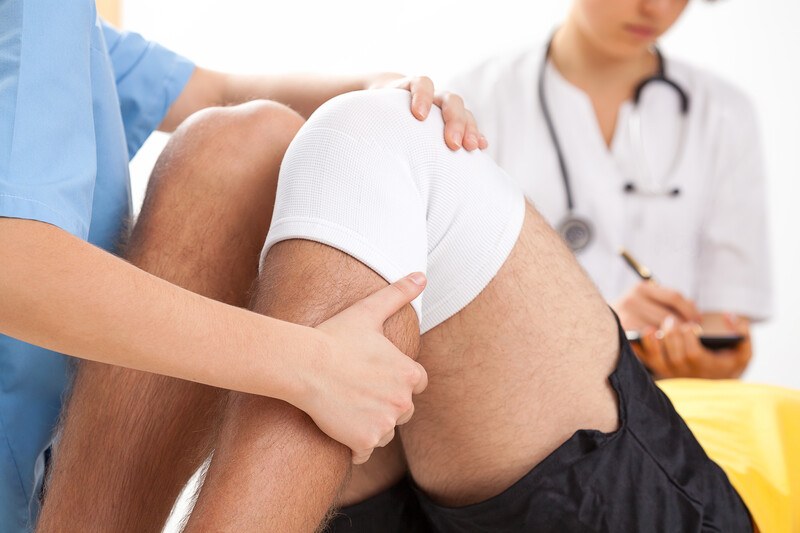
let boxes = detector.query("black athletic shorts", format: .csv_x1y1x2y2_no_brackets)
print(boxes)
328,323,752,532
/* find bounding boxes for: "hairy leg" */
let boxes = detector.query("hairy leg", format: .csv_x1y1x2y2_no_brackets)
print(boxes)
184,240,418,532
402,205,619,507
37,101,304,532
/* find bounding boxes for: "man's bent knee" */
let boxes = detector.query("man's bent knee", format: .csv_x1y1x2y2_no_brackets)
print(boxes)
152,99,305,196
179,99,305,151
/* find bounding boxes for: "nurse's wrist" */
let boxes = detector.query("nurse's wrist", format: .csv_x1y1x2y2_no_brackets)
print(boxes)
363,72,405,91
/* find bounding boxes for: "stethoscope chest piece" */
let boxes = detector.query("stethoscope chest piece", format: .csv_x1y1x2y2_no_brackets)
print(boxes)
558,215,593,253
539,36,690,255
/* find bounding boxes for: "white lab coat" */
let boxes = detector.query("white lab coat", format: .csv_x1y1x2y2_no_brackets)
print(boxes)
448,44,773,320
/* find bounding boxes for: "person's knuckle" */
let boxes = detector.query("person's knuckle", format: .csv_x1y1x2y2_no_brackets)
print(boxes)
444,92,463,107
354,443,371,455
404,362,421,383
355,432,374,452
448,119,466,132
390,391,409,412
397,395,413,414
381,415,397,434
354,450,371,464
369,426,385,447
380,430,395,447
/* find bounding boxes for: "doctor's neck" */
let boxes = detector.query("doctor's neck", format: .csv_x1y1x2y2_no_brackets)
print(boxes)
549,21,658,96
551,0,689,95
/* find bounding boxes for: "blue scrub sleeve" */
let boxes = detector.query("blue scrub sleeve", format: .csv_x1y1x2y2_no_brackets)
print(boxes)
102,22,195,159
0,0,98,238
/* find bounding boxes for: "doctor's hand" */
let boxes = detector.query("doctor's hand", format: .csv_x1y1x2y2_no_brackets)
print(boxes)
296,273,429,465
613,281,701,332
634,314,752,379
366,73,489,152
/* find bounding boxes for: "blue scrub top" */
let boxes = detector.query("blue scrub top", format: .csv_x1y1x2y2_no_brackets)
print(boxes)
0,0,194,529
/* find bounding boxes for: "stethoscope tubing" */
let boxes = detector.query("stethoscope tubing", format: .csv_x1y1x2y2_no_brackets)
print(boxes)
538,37,691,251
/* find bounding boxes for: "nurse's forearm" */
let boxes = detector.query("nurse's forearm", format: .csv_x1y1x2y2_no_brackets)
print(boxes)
0,218,311,401
160,67,382,130
221,70,379,118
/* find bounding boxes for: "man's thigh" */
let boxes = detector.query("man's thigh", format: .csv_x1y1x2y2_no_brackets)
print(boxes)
398,210,749,533
403,205,620,508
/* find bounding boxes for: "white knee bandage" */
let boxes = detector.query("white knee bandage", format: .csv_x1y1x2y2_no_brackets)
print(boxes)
263,89,525,333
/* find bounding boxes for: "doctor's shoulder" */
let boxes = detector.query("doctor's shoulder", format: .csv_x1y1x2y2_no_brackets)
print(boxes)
667,57,761,136
446,45,541,119
446,45,543,157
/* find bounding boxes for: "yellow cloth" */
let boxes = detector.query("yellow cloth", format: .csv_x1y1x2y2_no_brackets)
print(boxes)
658,379,800,533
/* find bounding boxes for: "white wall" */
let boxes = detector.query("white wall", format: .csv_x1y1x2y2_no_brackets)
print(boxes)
126,0,799,388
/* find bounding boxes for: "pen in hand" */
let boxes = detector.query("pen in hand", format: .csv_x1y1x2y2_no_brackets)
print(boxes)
618,247,702,335
617,249,745,354
619,248,653,281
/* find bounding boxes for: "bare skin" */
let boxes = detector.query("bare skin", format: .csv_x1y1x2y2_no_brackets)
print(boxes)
551,0,688,146
403,206,618,507
185,241,421,531
187,204,620,530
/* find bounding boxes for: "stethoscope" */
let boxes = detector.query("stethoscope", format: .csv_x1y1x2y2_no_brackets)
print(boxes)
538,39,691,253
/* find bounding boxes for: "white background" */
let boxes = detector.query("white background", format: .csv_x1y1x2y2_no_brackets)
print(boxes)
125,0,799,391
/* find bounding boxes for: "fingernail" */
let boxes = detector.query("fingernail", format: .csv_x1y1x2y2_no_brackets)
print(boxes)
451,134,462,148
466,134,478,147
408,272,426,286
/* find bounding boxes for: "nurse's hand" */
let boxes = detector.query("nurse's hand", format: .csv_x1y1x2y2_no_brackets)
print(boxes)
613,281,701,332
634,314,752,379
366,73,489,151
300,273,429,465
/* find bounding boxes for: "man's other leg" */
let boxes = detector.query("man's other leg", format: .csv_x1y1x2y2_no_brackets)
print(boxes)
402,205,749,532
37,101,304,532
403,204,619,505
183,239,419,532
